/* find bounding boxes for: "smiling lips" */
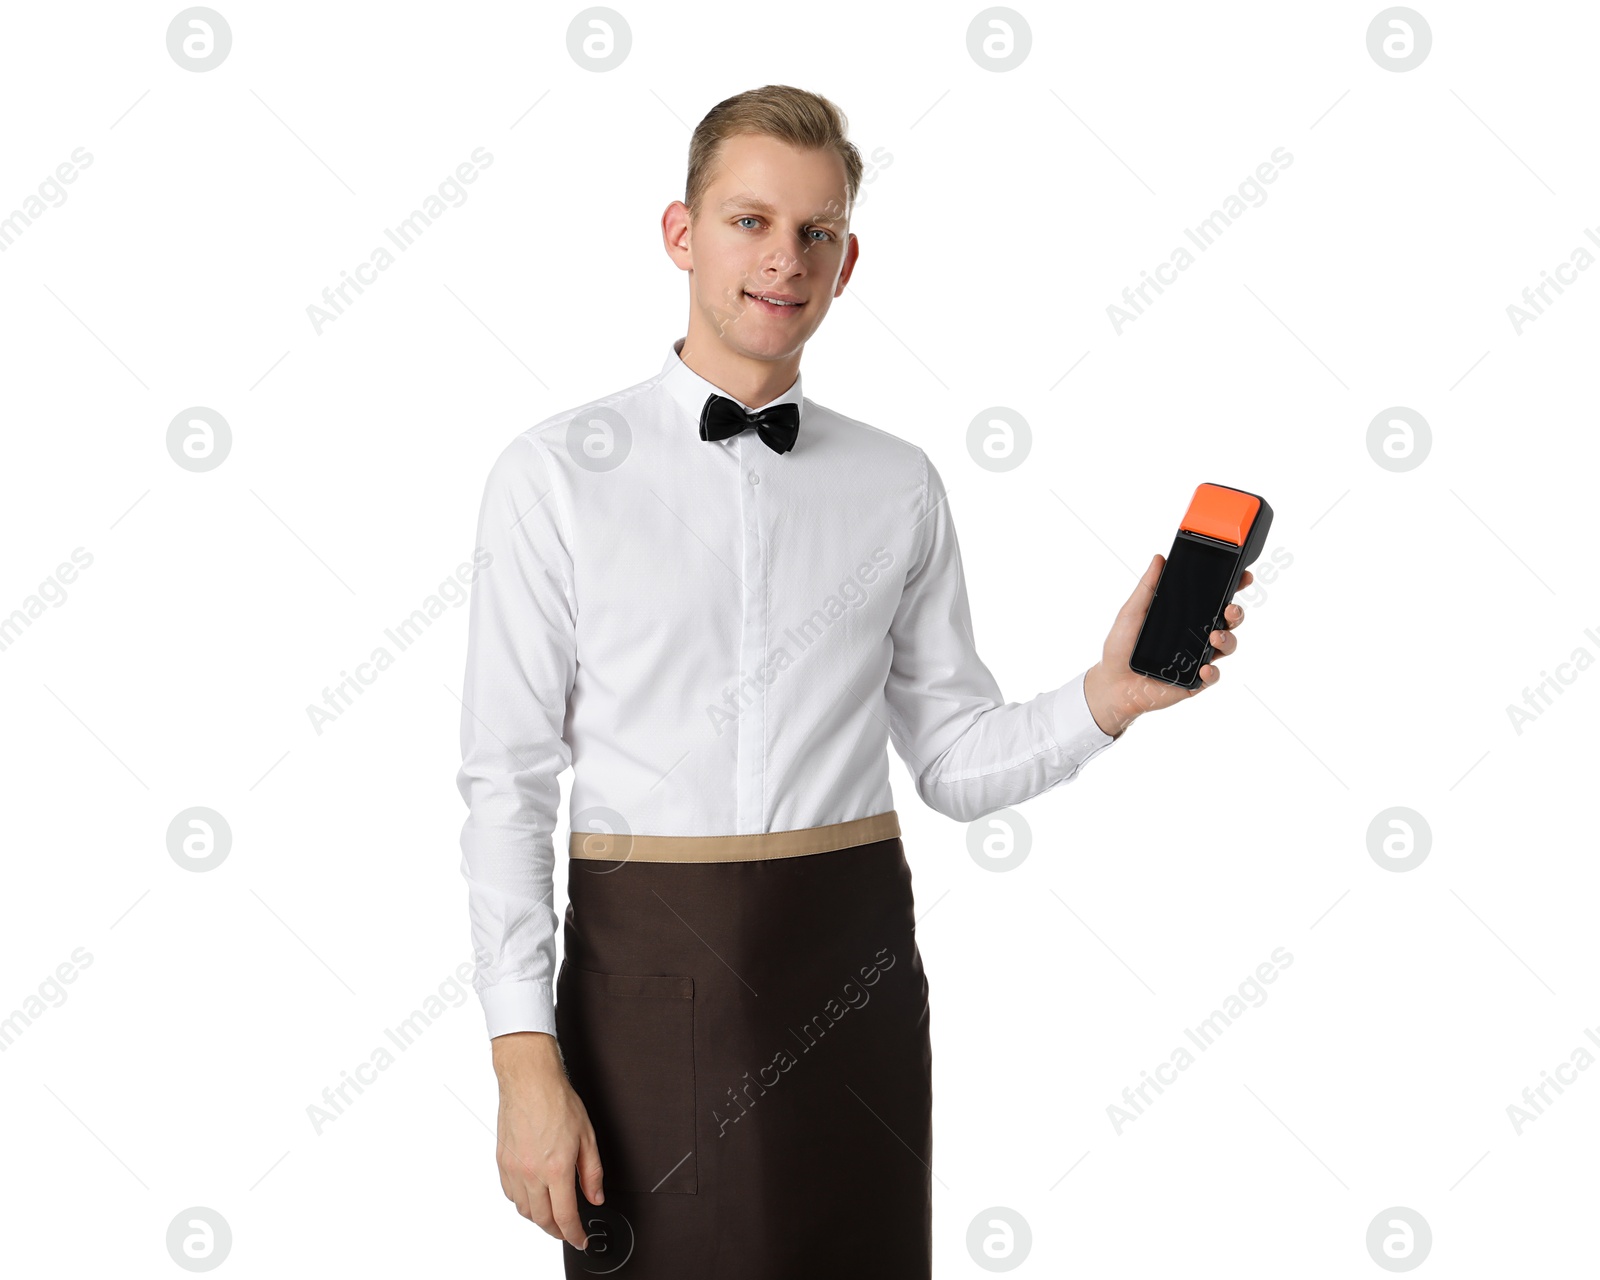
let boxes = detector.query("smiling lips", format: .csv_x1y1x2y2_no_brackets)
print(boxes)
744,289,805,314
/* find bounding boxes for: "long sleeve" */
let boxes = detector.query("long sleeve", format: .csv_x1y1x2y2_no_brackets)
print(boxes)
456,433,576,1039
883,451,1117,823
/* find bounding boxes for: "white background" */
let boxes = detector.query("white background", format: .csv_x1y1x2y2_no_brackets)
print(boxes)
2,1,1596,1275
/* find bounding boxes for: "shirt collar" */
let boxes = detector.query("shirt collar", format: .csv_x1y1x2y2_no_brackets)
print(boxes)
658,336,805,442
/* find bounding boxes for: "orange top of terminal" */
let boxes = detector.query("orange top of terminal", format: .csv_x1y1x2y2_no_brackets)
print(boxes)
1179,484,1260,547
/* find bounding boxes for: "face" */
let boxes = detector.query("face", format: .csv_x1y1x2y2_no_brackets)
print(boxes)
664,132,859,363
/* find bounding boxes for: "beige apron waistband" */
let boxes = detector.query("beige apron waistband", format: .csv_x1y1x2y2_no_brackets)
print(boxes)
569,809,901,863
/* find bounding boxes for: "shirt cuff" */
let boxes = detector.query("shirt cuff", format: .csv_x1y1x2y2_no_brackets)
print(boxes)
1045,669,1119,764
479,978,557,1040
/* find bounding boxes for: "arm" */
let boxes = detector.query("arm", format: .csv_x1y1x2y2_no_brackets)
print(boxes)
456,433,600,1249
883,452,1119,823
457,433,572,1041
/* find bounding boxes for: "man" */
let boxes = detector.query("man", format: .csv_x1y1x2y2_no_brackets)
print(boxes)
456,84,1250,1276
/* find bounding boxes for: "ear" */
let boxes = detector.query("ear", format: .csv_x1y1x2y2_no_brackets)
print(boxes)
835,232,860,295
662,200,693,271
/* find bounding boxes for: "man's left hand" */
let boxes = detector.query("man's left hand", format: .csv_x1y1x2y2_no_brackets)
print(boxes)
1083,553,1252,738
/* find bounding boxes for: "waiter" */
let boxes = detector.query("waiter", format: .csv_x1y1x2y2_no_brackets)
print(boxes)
455,85,1251,1278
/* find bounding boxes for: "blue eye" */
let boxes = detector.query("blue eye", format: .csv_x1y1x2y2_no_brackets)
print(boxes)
735,216,833,242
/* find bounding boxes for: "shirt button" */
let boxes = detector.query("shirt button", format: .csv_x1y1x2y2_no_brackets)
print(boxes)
748,470,760,485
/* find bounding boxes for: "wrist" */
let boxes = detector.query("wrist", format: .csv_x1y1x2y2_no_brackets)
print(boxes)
491,1030,564,1085
1085,662,1140,738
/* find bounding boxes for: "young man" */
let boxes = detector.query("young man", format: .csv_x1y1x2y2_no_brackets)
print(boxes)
457,85,1250,1276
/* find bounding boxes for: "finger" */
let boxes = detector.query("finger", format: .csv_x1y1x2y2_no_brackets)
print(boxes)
504,1180,534,1222
546,1167,590,1251
500,1156,537,1223
1208,628,1238,657
1123,554,1162,618
524,1186,564,1241
1198,663,1222,687
1221,602,1245,629
576,1126,605,1207
1237,568,1254,589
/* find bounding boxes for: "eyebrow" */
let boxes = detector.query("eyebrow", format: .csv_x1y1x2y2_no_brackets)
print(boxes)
719,194,843,223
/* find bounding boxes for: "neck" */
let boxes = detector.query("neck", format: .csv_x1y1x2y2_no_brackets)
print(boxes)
679,323,801,409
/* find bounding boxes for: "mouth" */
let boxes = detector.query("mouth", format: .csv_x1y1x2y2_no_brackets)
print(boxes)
744,290,806,315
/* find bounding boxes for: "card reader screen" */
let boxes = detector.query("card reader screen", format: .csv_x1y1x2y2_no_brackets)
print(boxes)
1130,535,1238,686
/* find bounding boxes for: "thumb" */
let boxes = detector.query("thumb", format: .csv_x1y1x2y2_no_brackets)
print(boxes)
577,1128,605,1205
1123,554,1162,618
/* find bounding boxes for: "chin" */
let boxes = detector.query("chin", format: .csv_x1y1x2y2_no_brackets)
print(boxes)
716,320,791,349
740,332,809,360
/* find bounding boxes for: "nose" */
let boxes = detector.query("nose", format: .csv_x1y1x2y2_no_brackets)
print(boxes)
765,231,811,277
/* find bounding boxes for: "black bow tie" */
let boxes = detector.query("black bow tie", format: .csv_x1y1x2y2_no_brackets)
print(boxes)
698,394,800,455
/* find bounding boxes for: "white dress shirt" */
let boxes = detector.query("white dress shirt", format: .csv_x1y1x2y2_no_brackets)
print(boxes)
456,337,1118,1039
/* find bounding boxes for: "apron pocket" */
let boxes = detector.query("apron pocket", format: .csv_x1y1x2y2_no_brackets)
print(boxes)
555,965,698,1194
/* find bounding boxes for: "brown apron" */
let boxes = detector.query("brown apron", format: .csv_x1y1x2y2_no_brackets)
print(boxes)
553,812,932,1278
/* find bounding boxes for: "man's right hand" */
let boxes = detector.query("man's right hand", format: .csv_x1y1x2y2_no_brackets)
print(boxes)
492,1031,605,1251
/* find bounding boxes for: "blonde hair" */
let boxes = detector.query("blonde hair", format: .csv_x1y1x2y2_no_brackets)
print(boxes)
686,84,863,222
